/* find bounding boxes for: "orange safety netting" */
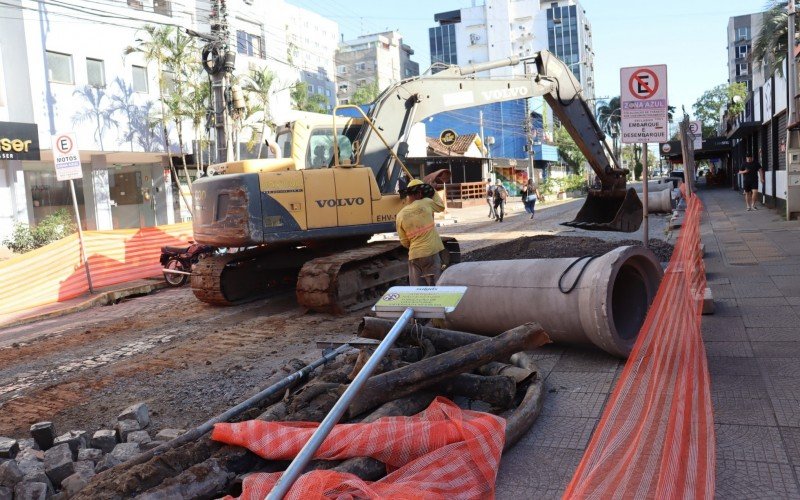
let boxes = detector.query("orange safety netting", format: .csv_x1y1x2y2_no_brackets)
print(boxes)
0,223,192,318
211,396,506,500
564,191,714,498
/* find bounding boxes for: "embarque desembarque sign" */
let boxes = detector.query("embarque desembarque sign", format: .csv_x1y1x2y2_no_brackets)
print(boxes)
620,65,668,144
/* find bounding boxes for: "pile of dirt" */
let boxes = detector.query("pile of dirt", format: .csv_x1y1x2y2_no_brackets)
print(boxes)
464,235,674,263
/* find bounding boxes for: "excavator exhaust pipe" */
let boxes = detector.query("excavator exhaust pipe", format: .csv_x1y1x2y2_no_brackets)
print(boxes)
438,246,663,358
562,187,643,232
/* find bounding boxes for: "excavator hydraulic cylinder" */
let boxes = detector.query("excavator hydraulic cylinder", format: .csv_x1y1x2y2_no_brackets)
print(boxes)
437,246,663,358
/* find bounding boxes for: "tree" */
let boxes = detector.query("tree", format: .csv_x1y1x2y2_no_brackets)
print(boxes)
290,81,328,113
125,25,192,215
751,2,796,78
554,125,586,174
241,65,277,158
596,96,621,159
692,83,748,137
71,86,117,151
351,82,380,105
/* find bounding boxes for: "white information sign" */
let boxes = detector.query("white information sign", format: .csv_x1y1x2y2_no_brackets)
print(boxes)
52,132,82,181
689,120,703,150
620,65,668,144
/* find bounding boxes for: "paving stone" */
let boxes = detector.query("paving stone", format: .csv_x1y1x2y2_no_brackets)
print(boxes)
740,306,800,328
759,358,800,379
13,482,48,500
62,465,95,497
747,327,800,343
704,298,740,318
0,486,10,500
14,447,43,463
90,429,117,453
540,389,608,419
496,445,583,494
703,341,754,357
0,438,18,460
118,402,150,429
706,356,762,377
140,440,167,451
110,442,141,463
77,448,103,464
15,459,43,477
750,341,800,358
737,296,789,307
43,443,75,486
154,429,185,441
715,459,800,498
21,471,52,494
52,431,87,460
126,430,151,445
515,415,596,450
715,424,789,464
711,395,777,426
114,420,141,443
29,422,55,451
0,460,23,487
550,347,620,373
731,283,784,298
701,315,747,341
544,370,616,394
710,375,771,400
94,453,120,473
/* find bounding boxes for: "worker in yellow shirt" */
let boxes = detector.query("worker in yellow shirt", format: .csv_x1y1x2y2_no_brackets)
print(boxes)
396,179,445,286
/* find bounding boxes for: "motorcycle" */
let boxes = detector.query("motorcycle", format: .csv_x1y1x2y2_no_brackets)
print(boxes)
159,243,214,287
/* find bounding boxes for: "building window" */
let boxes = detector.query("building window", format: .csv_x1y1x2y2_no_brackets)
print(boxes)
337,65,347,74
736,63,749,76
132,65,148,93
356,62,367,71
735,44,749,59
325,89,331,97
46,51,73,84
737,26,750,41
127,0,143,9
236,30,264,58
153,0,171,16
357,79,367,87
86,58,105,88
338,83,348,93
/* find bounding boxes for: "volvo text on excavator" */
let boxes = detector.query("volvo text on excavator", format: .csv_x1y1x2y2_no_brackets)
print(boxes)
189,50,643,311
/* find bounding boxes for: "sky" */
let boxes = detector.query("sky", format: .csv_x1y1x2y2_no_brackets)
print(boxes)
286,0,771,119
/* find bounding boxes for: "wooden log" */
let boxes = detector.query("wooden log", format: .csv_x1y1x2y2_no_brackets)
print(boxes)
477,361,535,384
359,316,486,351
502,352,545,451
440,374,516,408
347,323,550,418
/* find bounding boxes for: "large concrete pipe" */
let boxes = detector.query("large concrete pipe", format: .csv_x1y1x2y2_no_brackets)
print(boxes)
438,246,663,358
646,188,673,213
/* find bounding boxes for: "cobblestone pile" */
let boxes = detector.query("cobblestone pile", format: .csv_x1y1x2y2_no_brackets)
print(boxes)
0,402,184,499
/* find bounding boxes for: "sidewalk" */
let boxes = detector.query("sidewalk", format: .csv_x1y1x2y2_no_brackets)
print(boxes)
0,278,168,329
495,187,800,498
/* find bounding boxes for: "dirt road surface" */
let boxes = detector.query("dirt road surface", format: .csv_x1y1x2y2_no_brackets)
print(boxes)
0,197,675,441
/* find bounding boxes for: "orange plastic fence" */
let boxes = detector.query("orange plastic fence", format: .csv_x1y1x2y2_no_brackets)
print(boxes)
211,397,506,500
0,222,193,317
564,192,714,498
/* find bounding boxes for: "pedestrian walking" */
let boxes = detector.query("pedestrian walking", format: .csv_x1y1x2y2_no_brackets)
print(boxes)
493,180,508,222
521,178,543,219
485,179,497,219
738,154,765,211
397,179,445,286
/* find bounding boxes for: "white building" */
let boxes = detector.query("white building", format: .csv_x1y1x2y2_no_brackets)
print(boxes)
0,0,335,241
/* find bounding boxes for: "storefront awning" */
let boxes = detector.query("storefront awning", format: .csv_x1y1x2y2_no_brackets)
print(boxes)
726,121,761,140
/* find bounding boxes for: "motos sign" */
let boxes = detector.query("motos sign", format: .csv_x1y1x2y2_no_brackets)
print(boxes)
0,122,40,160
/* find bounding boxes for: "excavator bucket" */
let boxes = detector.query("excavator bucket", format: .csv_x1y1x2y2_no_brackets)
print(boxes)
562,187,643,232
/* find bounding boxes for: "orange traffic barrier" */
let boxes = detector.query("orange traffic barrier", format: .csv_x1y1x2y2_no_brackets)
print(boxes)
0,223,192,318
564,191,714,498
211,397,505,499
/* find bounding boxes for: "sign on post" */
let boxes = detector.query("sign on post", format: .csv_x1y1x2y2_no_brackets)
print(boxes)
373,286,467,319
52,132,82,181
620,65,668,144
688,120,703,150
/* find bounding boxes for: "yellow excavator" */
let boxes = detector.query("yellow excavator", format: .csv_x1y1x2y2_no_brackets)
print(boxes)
190,50,642,311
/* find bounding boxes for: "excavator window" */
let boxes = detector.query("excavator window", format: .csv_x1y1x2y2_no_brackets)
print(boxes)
276,130,292,159
305,127,357,168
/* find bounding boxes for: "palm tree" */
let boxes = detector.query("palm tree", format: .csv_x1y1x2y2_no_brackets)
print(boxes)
596,96,621,158
185,76,211,174
125,25,192,215
751,2,795,78
290,81,328,113
162,27,198,186
241,65,277,158
71,86,117,151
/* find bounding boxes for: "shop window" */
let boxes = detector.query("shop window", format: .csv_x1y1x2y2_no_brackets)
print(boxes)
46,51,73,84
87,58,105,88
132,65,148,93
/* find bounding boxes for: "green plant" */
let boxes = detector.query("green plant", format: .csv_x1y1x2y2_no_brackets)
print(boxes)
560,174,587,193
2,209,77,254
540,177,561,195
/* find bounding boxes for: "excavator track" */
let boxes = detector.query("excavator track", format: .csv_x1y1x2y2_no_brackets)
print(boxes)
296,242,408,314
191,248,304,306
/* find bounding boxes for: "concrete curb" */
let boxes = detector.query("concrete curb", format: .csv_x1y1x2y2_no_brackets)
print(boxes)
0,280,170,330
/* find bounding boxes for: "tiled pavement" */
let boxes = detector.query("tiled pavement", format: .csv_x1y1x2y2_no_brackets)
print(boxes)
496,188,800,499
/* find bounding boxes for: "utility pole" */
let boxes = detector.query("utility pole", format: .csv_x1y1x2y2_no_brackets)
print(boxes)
479,110,487,180
204,0,235,164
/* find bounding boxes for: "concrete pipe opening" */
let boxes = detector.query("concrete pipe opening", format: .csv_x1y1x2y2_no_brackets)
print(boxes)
438,246,664,358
